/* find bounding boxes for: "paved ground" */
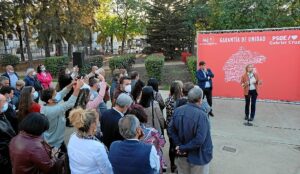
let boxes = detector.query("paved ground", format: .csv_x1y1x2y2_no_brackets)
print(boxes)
65,90,300,174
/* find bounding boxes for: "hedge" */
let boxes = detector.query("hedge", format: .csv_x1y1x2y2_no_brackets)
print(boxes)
145,54,165,82
0,54,20,67
142,47,154,55
187,56,197,84
81,55,104,74
109,54,136,72
44,56,69,77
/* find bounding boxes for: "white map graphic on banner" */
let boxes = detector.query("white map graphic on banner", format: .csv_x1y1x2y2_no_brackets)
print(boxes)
223,47,267,83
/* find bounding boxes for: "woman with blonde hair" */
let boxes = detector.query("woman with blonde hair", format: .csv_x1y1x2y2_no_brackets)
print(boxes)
241,64,262,121
68,107,113,174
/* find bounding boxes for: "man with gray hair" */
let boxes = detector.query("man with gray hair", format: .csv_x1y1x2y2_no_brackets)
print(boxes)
2,65,19,88
109,115,160,174
0,76,10,89
101,93,133,148
168,86,213,174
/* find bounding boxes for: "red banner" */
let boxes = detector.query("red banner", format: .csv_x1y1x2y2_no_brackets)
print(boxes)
197,29,300,102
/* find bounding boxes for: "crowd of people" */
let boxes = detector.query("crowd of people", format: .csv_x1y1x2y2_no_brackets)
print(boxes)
0,60,260,174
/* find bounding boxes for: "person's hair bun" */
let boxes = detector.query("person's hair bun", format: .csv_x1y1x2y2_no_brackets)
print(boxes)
69,107,87,129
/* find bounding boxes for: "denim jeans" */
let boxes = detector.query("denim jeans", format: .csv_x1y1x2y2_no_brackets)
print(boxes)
245,90,258,119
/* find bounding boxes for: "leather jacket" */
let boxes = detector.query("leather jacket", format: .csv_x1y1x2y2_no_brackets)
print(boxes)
0,113,16,167
9,131,60,174
4,104,18,133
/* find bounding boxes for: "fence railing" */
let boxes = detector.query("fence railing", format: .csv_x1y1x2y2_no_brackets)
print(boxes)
0,45,145,60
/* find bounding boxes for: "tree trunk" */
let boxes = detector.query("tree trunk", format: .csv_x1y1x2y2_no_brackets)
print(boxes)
89,29,93,54
16,25,25,61
67,43,72,59
3,33,8,54
84,45,88,56
44,39,51,57
23,18,33,67
121,18,128,54
66,0,73,59
110,35,113,54
56,41,63,56
190,28,196,55
54,6,63,56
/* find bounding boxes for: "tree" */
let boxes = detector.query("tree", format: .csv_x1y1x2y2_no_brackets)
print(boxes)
115,0,146,54
96,0,146,54
15,24,25,61
0,1,14,54
206,0,300,30
35,0,51,57
182,0,209,54
1,0,37,63
13,0,34,61
35,0,98,58
10,0,35,66
146,0,190,59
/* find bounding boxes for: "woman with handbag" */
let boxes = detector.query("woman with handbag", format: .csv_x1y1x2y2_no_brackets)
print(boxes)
67,107,113,174
9,112,63,174
147,78,165,112
139,86,165,135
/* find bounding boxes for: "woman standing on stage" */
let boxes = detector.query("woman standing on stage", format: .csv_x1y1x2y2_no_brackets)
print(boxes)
241,64,262,121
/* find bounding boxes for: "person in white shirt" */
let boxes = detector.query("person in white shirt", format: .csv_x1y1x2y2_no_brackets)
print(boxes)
68,107,113,174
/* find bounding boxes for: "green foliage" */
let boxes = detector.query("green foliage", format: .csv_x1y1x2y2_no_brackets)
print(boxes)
44,56,69,77
81,56,104,74
0,1,14,36
0,54,20,67
206,0,300,30
145,54,165,82
95,0,146,53
145,0,190,59
109,54,136,72
187,56,197,84
142,46,155,55
35,0,98,57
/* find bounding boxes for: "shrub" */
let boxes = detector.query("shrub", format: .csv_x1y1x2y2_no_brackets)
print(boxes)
0,54,20,67
44,56,69,77
145,54,165,82
164,49,181,60
142,47,154,55
187,56,197,84
109,54,136,72
90,49,103,55
81,55,104,74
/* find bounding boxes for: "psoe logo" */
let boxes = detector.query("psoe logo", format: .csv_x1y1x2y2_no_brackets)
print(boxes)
200,37,217,46
271,35,298,41
270,34,300,45
290,35,298,40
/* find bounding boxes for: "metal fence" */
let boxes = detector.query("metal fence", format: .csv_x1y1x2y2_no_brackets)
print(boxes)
0,44,145,61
